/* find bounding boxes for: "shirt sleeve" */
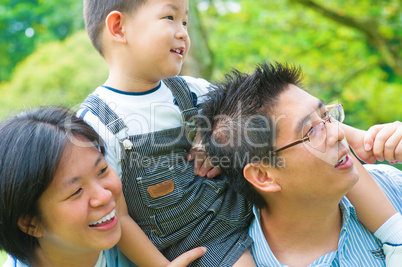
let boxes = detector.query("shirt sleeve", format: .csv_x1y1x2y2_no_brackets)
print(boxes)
364,164,402,213
181,76,212,105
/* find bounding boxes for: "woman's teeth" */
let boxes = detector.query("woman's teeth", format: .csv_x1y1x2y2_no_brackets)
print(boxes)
89,209,116,226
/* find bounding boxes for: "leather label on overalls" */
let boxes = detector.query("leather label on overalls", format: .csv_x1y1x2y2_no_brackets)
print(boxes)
147,180,175,198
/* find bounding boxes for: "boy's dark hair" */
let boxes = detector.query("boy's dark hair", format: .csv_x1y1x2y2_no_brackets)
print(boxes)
198,61,304,208
0,106,105,264
83,0,146,56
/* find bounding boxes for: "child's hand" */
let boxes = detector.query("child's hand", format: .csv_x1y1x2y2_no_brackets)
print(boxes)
187,145,221,178
364,121,402,164
166,247,207,267
341,124,376,163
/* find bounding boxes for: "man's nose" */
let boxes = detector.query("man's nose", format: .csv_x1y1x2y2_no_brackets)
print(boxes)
326,120,345,145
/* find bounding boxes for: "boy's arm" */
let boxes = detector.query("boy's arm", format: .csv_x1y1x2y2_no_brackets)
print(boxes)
342,122,402,254
342,123,377,163
117,194,170,267
343,122,402,164
342,123,398,232
345,154,396,232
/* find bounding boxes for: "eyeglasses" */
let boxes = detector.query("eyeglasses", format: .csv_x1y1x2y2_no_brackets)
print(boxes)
273,103,344,153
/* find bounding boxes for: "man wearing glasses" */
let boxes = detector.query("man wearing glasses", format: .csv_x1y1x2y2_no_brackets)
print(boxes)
198,61,402,266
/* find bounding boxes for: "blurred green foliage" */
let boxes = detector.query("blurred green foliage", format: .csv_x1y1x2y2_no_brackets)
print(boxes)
199,0,402,130
0,0,84,82
0,0,401,129
0,251,7,265
0,1,401,263
0,30,108,118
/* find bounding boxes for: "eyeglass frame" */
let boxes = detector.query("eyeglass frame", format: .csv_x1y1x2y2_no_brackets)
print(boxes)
273,103,344,153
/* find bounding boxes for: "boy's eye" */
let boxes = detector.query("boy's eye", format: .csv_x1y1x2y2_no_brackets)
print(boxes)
165,16,174,20
182,21,187,26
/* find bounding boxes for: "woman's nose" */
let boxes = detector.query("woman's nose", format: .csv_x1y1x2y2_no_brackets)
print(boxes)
89,184,113,207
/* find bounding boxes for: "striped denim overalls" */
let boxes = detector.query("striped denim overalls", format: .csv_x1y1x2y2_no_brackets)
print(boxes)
81,77,253,266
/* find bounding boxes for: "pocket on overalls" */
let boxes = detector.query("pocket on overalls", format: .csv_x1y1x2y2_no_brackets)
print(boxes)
137,151,189,209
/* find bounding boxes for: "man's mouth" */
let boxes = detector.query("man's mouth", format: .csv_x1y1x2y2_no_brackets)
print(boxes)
89,209,116,227
335,154,347,168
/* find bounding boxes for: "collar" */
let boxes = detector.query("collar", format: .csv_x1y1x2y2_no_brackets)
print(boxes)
250,196,356,267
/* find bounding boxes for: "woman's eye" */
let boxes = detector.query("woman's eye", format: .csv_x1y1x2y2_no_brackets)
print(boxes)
71,188,82,197
98,166,108,176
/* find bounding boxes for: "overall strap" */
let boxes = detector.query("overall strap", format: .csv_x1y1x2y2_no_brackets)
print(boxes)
163,76,198,125
80,93,127,135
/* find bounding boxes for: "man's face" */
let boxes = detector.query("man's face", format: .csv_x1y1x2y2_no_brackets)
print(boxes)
271,84,359,202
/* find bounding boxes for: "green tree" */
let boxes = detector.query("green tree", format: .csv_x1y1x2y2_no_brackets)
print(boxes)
289,0,402,77
181,0,214,80
0,30,107,119
198,0,402,129
0,0,84,82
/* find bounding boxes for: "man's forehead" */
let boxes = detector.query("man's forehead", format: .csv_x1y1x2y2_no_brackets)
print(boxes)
273,85,324,136
274,85,321,116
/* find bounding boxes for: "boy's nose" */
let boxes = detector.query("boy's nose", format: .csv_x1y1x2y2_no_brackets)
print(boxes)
176,25,189,40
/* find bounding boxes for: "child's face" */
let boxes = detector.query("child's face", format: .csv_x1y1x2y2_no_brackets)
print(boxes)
35,139,122,253
124,0,190,81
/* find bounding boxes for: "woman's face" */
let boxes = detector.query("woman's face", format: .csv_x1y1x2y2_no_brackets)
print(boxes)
35,140,122,253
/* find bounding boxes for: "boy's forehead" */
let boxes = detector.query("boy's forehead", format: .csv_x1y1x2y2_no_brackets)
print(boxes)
145,0,189,6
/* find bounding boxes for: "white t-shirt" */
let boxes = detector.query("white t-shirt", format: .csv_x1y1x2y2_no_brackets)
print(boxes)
77,76,211,178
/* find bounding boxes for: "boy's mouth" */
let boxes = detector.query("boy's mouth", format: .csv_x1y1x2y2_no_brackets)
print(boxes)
171,48,184,55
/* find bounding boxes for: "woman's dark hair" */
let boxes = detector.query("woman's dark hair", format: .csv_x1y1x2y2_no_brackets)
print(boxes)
0,106,105,264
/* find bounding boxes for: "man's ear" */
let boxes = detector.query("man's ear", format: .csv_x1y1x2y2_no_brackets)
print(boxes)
105,11,127,43
17,216,43,238
243,162,281,193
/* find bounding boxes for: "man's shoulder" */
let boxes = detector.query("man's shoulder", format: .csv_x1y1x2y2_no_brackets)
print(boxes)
364,163,401,172
364,164,402,211
364,164,402,184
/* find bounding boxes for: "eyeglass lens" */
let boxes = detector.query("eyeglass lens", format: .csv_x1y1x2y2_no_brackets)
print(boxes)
328,103,344,122
302,104,343,148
